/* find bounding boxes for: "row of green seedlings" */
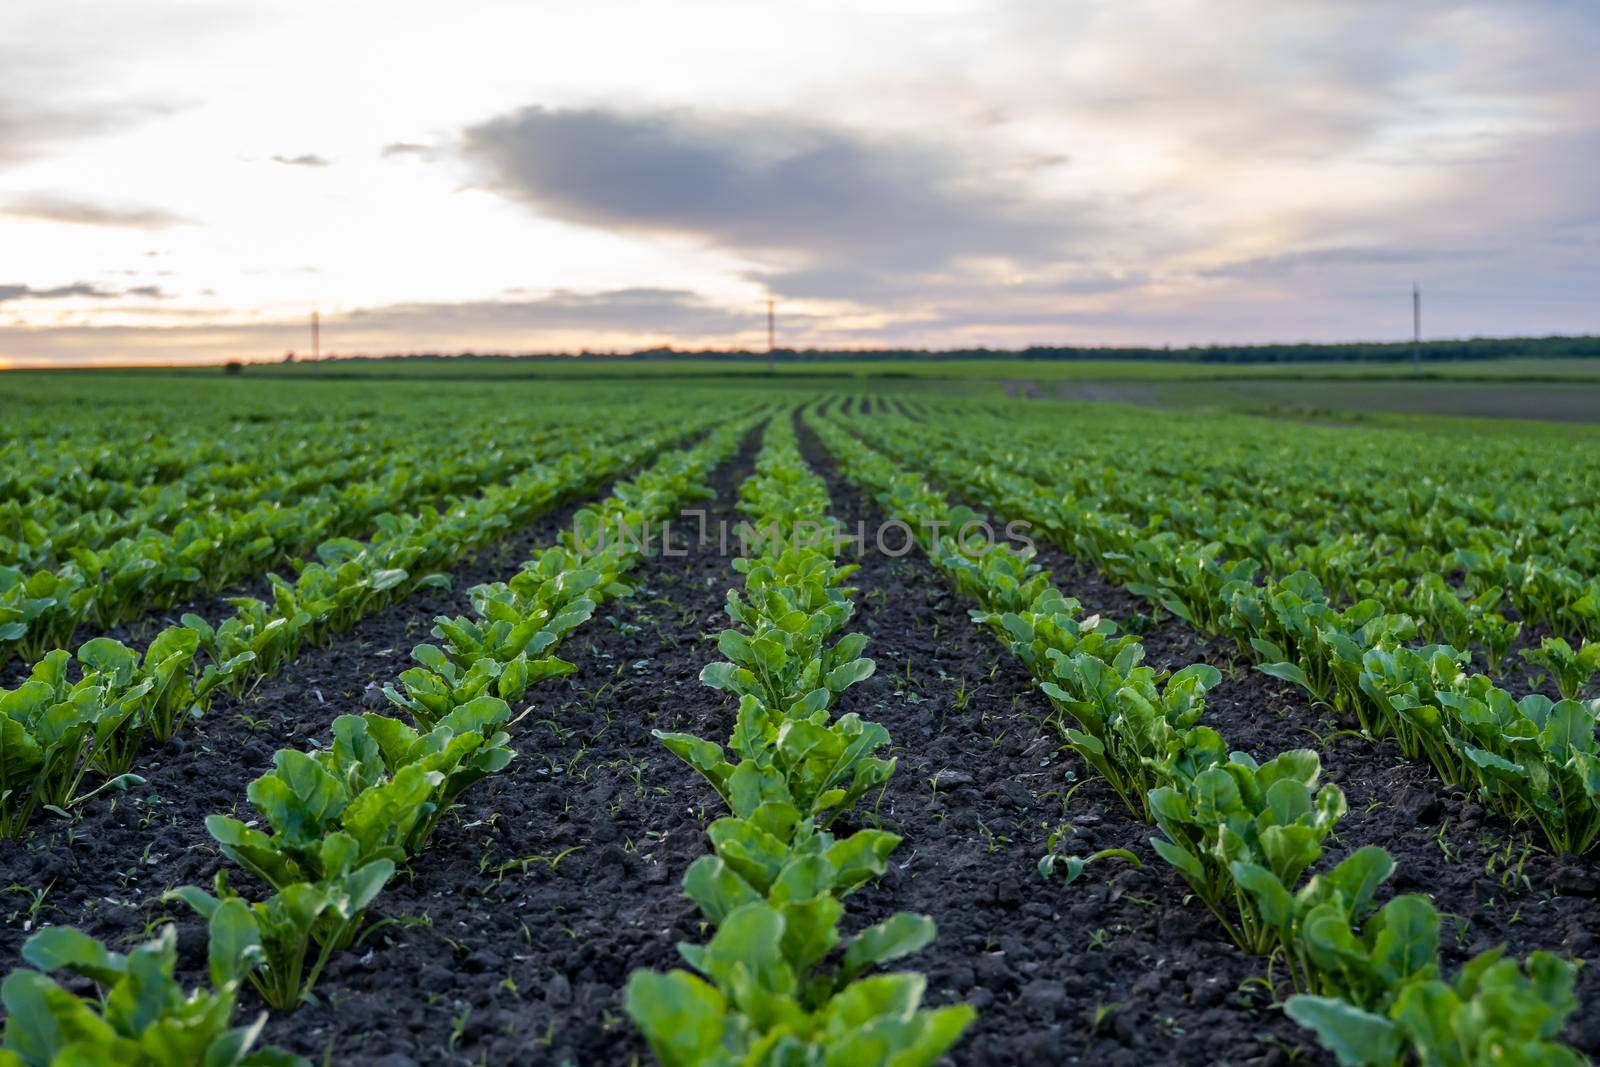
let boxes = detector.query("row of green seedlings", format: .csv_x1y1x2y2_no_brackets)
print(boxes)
842,415,1600,860
809,414,1585,1067
626,416,975,1065
0,406,529,571
865,410,1600,785
0,414,375,569
0,425,749,1067
927,405,1597,653
0,425,492,638
0,402,403,537
0,418,696,840
921,407,1600,690
0,410,606,659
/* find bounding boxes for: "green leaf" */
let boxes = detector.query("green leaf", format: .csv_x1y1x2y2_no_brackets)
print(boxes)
623,970,726,1067
1150,836,1206,887
839,912,936,985
824,657,875,694
1283,995,1404,1067
0,971,122,1064
208,899,263,990
1256,661,1316,696
681,855,760,924
19,928,126,988
1369,895,1440,987
1231,861,1292,933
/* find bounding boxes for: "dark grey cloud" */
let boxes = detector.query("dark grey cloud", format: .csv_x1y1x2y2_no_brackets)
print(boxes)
463,106,1090,297
271,153,329,167
2,193,188,229
1201,246,1501,281
0,281,170,304
0,282,115,303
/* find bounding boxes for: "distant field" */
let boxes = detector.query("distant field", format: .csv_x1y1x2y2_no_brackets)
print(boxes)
9,353,1600,422
235,354,1600,382
1055,377,1600,424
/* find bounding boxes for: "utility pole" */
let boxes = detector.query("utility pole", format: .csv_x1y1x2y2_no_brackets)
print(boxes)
312,309,321,361
766,299,775,374
1411,282,1420,375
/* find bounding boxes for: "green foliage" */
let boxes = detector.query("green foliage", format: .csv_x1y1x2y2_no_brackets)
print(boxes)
626,903,972,1067
1362,647,1600,855
1041,649,1222,819
1148,748,1348,960
634,416,973,1066
814,406,1590,1066
1521,636,1600,700
169,864,394,1012
0,922,308,1066
658,694,893,828
1286,948,1582,1067
0,649,151,837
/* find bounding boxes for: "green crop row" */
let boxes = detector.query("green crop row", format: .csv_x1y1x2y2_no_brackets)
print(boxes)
0,422,754,1067
0,407,610,572
0,415,698,840
0,412,620,661
627,413,975,1066
909,403,1600,648
808,411,1585,1067
842,414,1600,859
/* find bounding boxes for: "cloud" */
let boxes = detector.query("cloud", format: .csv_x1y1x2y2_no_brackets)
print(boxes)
463,106,1093,299
0,97,178,168
270,153,329,167
382,142,434,160
0,282,115,303
1199,246,1501,281
0,287,777,365
340,286,762,336
2,193,188,229
0,281,176,302
0,281,171,304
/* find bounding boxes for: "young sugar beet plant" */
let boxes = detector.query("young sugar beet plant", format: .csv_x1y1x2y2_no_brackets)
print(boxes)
628,416,975,1067
0,921,311,1066
0,625,248,838
0,425,757,1050
808,413,1589,1065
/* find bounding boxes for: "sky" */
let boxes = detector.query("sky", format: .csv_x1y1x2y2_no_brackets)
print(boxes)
1,0,1596,367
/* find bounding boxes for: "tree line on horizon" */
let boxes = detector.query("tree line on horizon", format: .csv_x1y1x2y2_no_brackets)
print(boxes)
287,333,1600,366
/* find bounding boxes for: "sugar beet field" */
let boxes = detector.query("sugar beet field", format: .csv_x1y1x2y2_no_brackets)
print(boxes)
2,374,1599,1067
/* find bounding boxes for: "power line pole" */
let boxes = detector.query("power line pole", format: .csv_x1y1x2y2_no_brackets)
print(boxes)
766,299,775,374
1411,282,1420,375
312,309,320,361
